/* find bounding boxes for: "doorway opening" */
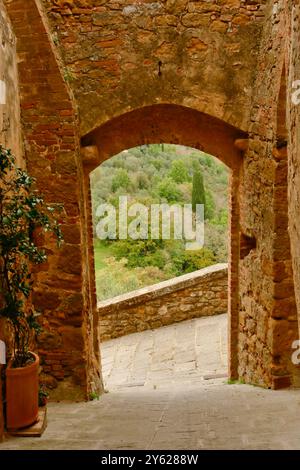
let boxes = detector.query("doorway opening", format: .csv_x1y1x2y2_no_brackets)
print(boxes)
90,143,230,390
81,103,245,388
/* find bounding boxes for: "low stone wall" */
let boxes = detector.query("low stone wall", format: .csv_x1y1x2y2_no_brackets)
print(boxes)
98,264,228,341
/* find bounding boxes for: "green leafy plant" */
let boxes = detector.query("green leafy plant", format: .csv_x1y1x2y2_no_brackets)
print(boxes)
0,147,63,368
63,67,75,83
156,177,183,203
111,168,131,192
38,385,49,406
169,159,190,184
89,391,100,401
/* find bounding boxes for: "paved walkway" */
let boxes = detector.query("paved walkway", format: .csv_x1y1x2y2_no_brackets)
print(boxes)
101,313,228,391
2,314,300,450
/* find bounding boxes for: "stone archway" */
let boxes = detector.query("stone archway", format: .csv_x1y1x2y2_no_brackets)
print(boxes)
81,104,247,381
5,0,300,400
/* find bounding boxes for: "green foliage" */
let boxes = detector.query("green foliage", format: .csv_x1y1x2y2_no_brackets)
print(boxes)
134,171,150,190
95,257,167,300
227,378,246,385
0,147,63,368
211,208,228,227
156,177,183,203
204,189,215,220
169,160,190,183
39,385,49,406
171,247,216,275
111,168,131,192
112,238,165,269
90,144,229,301
89,391,100,401
63,67,74,83
192,167,206,212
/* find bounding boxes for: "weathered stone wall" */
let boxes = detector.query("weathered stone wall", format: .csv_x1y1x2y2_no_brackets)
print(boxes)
38,0,300,390
0,0,22,441
238,0,300,389
42,0,267,135
0,3,21,158
99,264,228,341
4,0,103,400
287,4,300,342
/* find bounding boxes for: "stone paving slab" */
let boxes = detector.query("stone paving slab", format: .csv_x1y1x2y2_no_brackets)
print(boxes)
2,314,300,450
102,313,228,390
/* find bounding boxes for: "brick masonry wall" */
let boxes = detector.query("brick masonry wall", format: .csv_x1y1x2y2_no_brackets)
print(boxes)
98,264,228,341
0,0,22,442
4,0,103,400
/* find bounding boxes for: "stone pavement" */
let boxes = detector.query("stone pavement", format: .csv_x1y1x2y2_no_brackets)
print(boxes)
2,313,300,450
101,313,228,391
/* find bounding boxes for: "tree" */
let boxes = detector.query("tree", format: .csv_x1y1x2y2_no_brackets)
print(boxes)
134,171,149,190
157,177,182,203
204,189,215,220
192,166,206,213
169,159,190,183
111,168,131,192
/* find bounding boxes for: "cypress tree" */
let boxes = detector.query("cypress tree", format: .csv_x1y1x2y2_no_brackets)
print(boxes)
192,167,206,213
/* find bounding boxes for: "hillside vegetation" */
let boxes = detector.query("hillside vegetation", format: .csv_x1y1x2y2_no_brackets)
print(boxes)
91,144,229,301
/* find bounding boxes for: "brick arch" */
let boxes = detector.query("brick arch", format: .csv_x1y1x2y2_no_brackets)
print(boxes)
81,104,246,381
81,104,246,171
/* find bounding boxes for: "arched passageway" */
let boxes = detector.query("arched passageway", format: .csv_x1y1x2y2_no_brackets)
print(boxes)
4,0,299,400
81,104,247,381
0,0,298,410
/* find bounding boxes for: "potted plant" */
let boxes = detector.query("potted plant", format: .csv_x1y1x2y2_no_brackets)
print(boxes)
0,146,63,431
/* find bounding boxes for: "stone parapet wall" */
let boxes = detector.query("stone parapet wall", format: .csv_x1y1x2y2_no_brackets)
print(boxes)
98,264,228,341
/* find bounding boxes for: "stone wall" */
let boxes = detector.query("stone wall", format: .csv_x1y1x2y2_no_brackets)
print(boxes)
0,0,22,442
287,4,300,343
35,0,300,391
238,0,300,390
42,0,267,135
4,0,103,401
0,2,21,158
99,264,228,341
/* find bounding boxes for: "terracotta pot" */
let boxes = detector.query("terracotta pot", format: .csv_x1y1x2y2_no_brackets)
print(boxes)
6,352,39,431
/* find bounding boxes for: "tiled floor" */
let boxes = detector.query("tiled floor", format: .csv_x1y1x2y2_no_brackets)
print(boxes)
2,314,300,450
